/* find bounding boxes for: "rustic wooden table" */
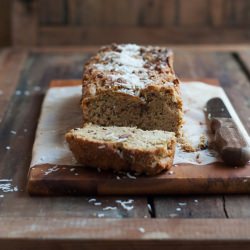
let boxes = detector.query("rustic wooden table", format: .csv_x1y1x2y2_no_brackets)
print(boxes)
0,46,250,250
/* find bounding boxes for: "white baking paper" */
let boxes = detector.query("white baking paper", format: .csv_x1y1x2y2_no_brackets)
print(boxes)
31,82,250,167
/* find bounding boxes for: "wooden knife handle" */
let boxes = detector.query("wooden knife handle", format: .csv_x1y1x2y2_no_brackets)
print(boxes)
211,118,250,166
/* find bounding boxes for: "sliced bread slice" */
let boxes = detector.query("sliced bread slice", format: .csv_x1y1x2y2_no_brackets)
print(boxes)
65,124,176,175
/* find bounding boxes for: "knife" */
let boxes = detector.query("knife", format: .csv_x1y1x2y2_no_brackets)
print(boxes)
206,97,250,166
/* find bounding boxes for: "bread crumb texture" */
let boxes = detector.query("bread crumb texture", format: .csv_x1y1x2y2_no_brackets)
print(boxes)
66,124,176,175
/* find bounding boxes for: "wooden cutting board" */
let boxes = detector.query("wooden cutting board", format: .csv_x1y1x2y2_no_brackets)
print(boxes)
27,79,250,195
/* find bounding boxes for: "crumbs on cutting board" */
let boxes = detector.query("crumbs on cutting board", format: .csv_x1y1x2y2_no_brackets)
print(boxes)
112,171,137,180
44,165,60,175
41,166,81,177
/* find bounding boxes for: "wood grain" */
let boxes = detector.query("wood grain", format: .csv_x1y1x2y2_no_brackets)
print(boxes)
28,162,250,196
224,195,250,218
1,217,250,239
37,26,250,46
11,0,250,46
68,0,104,26
28,44,250,53
0,49,27,123
179,0,209,27
223,0,250,27
238,50,250,77
136,0,164,26
173,49,250,219
12,0,38,46
173,51,250,133
68,0,174,27
161,0,176,26
209,0,224,27
154,196,226,218
38,0,67,25
1,218,250,250
233,0,250,27
220,50,250,218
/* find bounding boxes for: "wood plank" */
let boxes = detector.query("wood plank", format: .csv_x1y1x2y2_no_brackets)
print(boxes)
209,0,224,27
12,0,38,46
221,50,250,218
38,26,250,45
175,50,250,220
101,0,140,26
179,0,209,26
29,44,250,53
161,0,176,26
1,218,250,250
68,0,167,27
224,195,250,218
0,0,11,46
0,51,149,218
3,242,250,250
1,217,250,239
238,50,250,76
154,196,226,218
28,162,250,196
136,0,164,26
232,0,250,27
222,0,250,27
223,0,234,26
0,49,27,123
38,0,67,25
12,1,250,46
68,0,104,26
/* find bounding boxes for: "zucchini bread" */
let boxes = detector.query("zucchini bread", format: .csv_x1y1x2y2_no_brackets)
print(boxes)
81,43,183,135
65,124,176,175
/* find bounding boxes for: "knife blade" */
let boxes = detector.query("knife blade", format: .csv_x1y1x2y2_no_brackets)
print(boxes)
206,97,250,166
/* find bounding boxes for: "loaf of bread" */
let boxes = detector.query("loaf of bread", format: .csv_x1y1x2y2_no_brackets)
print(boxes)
81,43,183,135
65,124,176,175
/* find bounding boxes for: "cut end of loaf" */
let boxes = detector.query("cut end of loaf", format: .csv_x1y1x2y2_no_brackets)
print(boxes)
65,124,176,175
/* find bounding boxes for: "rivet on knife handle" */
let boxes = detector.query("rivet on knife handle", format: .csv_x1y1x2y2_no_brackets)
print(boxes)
211,117,250,166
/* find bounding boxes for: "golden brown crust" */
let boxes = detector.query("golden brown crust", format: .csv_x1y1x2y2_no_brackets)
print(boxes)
82,43,179,98
65,125,176,176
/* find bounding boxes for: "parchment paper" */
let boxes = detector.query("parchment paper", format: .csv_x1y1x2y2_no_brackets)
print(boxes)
31,82,250,167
